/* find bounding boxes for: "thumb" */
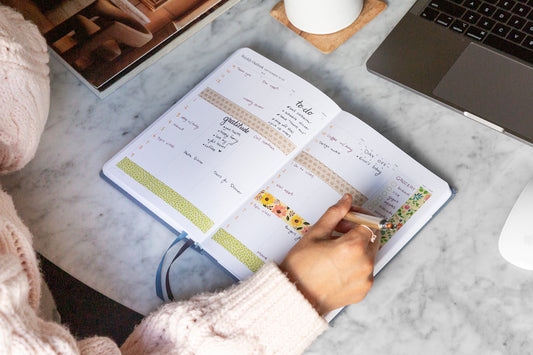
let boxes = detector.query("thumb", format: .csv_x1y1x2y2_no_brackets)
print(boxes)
306,194,353,239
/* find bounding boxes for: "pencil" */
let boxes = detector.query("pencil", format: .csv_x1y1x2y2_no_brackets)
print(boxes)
343,212,396,230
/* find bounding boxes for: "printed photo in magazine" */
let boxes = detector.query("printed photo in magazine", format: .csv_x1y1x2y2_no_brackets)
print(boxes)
2,0,239,96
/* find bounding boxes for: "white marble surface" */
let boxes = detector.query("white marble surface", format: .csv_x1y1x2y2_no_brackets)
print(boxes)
2,0,533,353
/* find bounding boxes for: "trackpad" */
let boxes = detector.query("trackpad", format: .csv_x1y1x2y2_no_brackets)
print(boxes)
433,43,533,141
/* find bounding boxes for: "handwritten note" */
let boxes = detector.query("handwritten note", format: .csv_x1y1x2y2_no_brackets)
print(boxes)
268,100,317,140
364,176,418,218
203,118,245,153
316,133,399,178
175,115,200,131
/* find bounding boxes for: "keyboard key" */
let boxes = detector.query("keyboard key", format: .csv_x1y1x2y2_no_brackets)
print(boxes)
464,10,481,22
508,28,527,42
511,3,531,15
485,0,499,3
479,3,497,16
466,25,488,39
450,0,464,3
421,7,440,21
498,0,516,10
525,21,533,34
509,15,527,28
524,35,533,49
479,16,496,29
493,23,512,35
451,19,470,32
429,0,466,17
484,33,533,63
494,9,512,21
464,0,482,9
436,13,454,26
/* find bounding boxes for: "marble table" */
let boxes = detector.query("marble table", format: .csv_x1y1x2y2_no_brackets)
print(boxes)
2,0,532,353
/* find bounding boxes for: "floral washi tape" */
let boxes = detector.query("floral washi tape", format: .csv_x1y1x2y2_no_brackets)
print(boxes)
380,187,431,244
254,190,311,235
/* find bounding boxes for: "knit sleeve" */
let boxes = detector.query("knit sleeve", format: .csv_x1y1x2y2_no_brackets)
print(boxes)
0,5,50,174
120,262,328,355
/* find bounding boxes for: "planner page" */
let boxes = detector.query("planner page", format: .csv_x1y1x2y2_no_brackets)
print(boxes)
103,48,341,241
202,111,452,280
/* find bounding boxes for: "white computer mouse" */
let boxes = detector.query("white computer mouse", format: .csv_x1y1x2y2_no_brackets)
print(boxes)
498,180,533,271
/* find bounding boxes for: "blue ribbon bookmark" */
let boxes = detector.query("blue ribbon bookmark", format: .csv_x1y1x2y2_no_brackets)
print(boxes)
155,231,194,301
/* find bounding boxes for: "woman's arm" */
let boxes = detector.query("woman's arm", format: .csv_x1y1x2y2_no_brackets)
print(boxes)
120,194,378,354
120,262,327,354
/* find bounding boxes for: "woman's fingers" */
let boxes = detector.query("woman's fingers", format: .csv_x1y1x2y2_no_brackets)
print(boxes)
305,194,353,240
350,205,374,215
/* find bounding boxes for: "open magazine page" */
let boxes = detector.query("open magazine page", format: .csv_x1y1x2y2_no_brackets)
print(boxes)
201,111,452,281
3,0,238,91
103,48,341,242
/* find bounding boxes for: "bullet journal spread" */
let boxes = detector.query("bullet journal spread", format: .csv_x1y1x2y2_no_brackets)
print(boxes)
103,48,453,303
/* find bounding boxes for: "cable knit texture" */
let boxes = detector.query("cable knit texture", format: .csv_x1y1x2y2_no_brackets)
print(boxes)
0,5,49,174
120,262,328,354
0,187,40,310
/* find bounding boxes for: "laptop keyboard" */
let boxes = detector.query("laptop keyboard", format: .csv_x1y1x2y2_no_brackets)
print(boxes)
420,0,533,64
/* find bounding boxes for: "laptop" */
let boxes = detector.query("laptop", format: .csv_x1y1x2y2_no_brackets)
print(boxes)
367,0,533,145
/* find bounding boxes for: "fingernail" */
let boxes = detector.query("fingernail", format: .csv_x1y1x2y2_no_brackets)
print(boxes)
341,193,350,201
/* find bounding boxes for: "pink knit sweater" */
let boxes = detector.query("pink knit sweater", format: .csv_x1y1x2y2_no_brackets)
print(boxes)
0,5,328,354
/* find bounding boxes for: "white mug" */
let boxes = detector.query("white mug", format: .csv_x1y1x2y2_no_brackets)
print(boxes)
284,0,364,35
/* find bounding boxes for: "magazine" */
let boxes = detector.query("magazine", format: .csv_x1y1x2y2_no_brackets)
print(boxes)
2,0,240,97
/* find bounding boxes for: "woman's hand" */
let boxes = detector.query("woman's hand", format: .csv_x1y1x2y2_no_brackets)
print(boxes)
279,194,380,316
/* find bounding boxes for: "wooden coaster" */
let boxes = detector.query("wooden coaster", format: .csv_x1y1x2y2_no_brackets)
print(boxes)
271,0,387,54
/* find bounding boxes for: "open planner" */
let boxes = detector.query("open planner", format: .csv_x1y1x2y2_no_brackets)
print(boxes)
103,48,454,317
